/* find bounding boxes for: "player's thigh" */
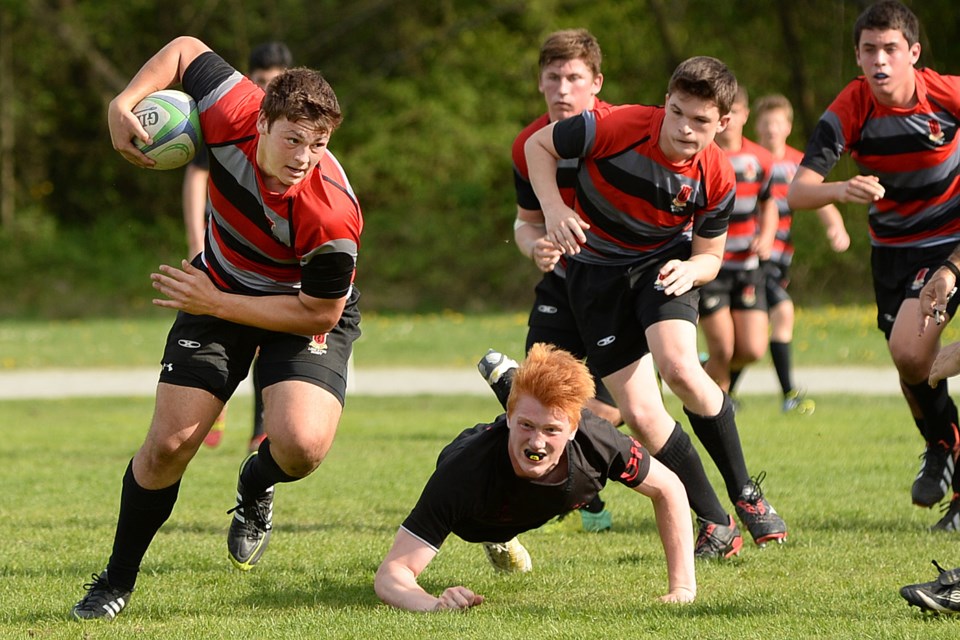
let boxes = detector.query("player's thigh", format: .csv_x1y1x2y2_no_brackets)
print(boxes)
888,298,944,380
731,308,769,361
699,308,735,359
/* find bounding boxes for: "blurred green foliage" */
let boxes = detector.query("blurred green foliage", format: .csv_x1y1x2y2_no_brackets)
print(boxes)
2,0,959,317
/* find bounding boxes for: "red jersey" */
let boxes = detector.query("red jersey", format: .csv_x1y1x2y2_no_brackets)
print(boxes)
550,104,735,266
182,52,362,299
768,145,805,266
721,137,773,270
512,99,613,210
801,67,960,249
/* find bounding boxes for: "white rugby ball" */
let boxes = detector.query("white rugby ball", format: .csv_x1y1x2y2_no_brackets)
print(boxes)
132,90,202,170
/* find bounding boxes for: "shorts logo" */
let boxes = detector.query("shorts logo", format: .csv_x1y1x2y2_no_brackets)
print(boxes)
929,119,946,145
161,363,173,372
912,267,930,291
178,339,201,349
308,333,329,355
703,295,721,310
742,285,757,307
537,305,558,315
671,184,693,212
884,313,897,324
596,335,616,347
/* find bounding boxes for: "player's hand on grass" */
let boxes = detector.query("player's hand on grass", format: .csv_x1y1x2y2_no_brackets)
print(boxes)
929,341,960,387
658,586,696,604
107,96,156,168
433,586,484,611
151,259,222,316
543,204,588,256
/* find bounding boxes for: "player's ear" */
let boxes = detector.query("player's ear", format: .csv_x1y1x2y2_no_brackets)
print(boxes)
716,113,731,134
256,111,269,135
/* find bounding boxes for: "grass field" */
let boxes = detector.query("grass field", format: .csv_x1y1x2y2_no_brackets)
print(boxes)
4,309,960,638
4,389,960,639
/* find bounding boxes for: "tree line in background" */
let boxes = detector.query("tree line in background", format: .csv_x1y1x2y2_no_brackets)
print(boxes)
1,0,958,317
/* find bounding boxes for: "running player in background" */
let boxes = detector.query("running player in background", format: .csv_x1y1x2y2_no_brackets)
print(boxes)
699,86,778,399
788,0,960,525
509,28,620,532
752,93,849,415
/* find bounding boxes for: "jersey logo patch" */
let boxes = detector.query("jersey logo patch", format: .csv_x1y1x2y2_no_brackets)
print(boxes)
671,184,693,213
929,119,946,145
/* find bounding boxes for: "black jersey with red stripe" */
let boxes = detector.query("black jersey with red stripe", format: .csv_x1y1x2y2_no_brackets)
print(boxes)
551,104,735,266
721,137,773,270
801,67,960,249
768,145,804,266
182,52,362,299
400,411,650,550
512,100,614,210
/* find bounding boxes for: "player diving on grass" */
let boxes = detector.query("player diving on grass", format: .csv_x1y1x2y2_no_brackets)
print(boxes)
374,344,695,611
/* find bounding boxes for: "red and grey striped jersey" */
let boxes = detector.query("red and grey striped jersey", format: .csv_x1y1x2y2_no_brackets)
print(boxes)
512,99,614,210
551,104,735,266
182,52,362,299
800,67,960,249
768,145,804,266
721,137,773,270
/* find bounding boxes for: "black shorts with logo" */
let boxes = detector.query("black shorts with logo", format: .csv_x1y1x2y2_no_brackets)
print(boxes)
698,267,768,317
527,270,616,407
565,255,699,379
763,260,791,308
158,286,361,405
872,244,960,340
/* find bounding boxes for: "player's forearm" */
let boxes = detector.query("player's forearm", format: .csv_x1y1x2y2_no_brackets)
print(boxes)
212,291,346,336
651,489,696,597
787,175,843,211
374,565,442,612
524,131,565,213
114,36,209,109
514,220,546,260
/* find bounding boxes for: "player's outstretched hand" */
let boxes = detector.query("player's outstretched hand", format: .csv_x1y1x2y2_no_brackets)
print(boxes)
930,341,960,388
658,586,696,604
434,586,484,611
107,96,156,169
841,175,885,204
151,259,221,316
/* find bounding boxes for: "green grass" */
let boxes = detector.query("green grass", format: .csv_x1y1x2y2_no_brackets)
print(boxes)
2,305,958,369
3,392,960,638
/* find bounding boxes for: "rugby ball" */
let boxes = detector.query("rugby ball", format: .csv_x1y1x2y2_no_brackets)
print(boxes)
132,90,202,170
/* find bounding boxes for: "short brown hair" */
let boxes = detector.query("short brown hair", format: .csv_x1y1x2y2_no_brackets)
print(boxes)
539,29,602,78
668,56,738,116
752,93,794,123
260,67,342,135
507,343,595,426
853,0,919,47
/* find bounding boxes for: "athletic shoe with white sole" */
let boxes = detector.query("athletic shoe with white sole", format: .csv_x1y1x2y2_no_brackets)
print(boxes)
735,472,787,546
477,349,519,409
71,571,131,621
931,493,960,532
912,443,955,508
694,515,743,559
482,537,532,573
900,560,960,613
227,452,274,571
782,389,815,415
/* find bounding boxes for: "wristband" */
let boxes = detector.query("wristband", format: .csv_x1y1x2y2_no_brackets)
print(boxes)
940,260,960,281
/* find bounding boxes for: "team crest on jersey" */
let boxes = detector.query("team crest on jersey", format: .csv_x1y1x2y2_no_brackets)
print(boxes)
742,284,757,307
307,333,329,355
911,268,930,291
671,184,693,212
929,119,946,145
742,161,758,182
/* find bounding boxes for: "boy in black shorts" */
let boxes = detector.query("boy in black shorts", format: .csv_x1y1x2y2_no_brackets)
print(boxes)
524,56,788,557
374,344,695,611
72,36,362,620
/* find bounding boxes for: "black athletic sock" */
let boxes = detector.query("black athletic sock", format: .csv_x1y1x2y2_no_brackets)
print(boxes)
913,417,927,440
729,369,743,395
770,341,793,395
684,394,750,504
252,365,264,438
654,422,728,524
106,461,180,591
905,380,959,447
240,439,299,496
